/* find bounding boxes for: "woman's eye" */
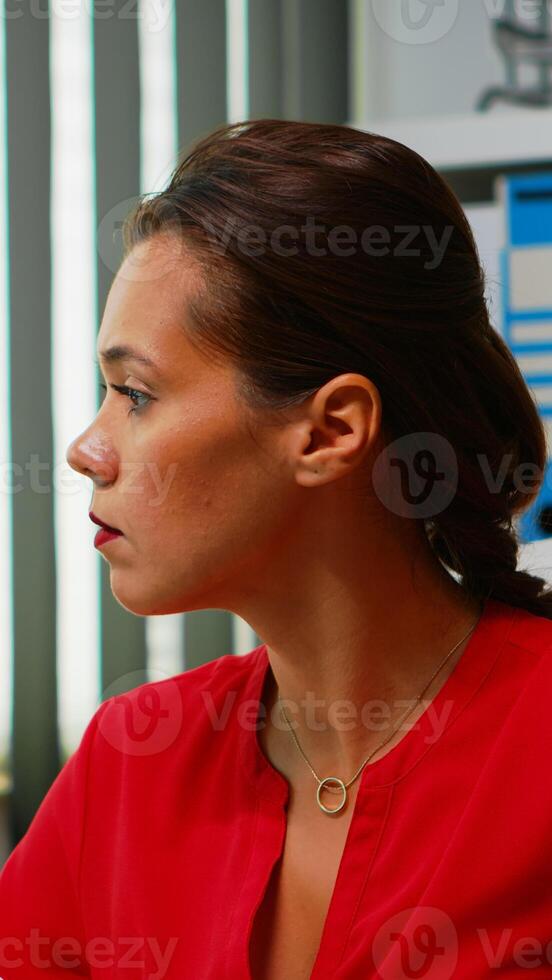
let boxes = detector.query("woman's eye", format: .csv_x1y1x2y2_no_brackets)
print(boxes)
99,382,151,416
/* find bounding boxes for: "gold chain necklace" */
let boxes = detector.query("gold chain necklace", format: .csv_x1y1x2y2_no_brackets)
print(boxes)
276,612,482,815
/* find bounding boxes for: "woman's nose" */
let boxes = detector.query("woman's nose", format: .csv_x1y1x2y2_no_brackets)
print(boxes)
66,429,117,486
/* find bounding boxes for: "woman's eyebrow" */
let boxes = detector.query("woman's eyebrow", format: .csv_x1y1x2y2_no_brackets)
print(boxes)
96,344,160,372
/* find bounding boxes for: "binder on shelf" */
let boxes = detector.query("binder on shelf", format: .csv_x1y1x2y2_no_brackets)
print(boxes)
498,171,552,543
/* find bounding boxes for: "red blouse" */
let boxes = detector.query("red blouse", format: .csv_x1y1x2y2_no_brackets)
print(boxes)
1,596,552,978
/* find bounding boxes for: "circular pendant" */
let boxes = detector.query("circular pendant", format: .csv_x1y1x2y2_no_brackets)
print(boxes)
316,776,347,814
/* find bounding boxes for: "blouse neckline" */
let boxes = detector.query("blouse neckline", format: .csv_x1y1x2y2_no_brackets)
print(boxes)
238,596,520,807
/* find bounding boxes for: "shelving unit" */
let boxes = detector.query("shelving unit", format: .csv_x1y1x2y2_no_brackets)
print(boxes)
350,109,552,205
349,108,552,172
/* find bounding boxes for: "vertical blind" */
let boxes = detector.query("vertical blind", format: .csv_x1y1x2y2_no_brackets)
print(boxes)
1,0,349,848
0,0,11,801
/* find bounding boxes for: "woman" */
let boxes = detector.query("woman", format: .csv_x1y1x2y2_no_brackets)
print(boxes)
1,118,552,979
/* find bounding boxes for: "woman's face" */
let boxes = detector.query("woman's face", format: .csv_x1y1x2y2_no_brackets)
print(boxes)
66,234,296,616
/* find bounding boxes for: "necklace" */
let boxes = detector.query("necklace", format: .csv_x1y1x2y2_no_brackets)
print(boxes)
276,610,482,815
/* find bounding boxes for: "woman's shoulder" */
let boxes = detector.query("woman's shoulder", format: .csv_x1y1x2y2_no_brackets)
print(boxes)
495,600,552,708
91,645,265,763
503,601,552,662
104,643,264,712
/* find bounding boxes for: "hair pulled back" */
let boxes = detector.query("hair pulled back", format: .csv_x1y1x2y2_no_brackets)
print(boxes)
123,118,552,620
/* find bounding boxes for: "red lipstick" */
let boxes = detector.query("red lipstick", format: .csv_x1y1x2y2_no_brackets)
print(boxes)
93,527,123,549
89,511,124,549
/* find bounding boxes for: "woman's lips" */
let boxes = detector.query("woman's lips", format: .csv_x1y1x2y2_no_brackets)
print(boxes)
94,527,123,549
89,511,124,548
89,511,123,535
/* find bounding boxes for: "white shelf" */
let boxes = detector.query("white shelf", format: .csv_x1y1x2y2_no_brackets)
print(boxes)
348,108,552,171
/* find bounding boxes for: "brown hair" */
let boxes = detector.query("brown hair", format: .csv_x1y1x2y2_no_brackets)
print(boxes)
122,118,552,620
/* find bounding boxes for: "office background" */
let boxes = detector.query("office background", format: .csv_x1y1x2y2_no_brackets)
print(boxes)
1,0,552,860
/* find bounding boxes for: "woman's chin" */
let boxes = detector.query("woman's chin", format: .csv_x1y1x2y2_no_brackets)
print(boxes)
107,578,167,617
109,580,191,617
107,566,227,617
